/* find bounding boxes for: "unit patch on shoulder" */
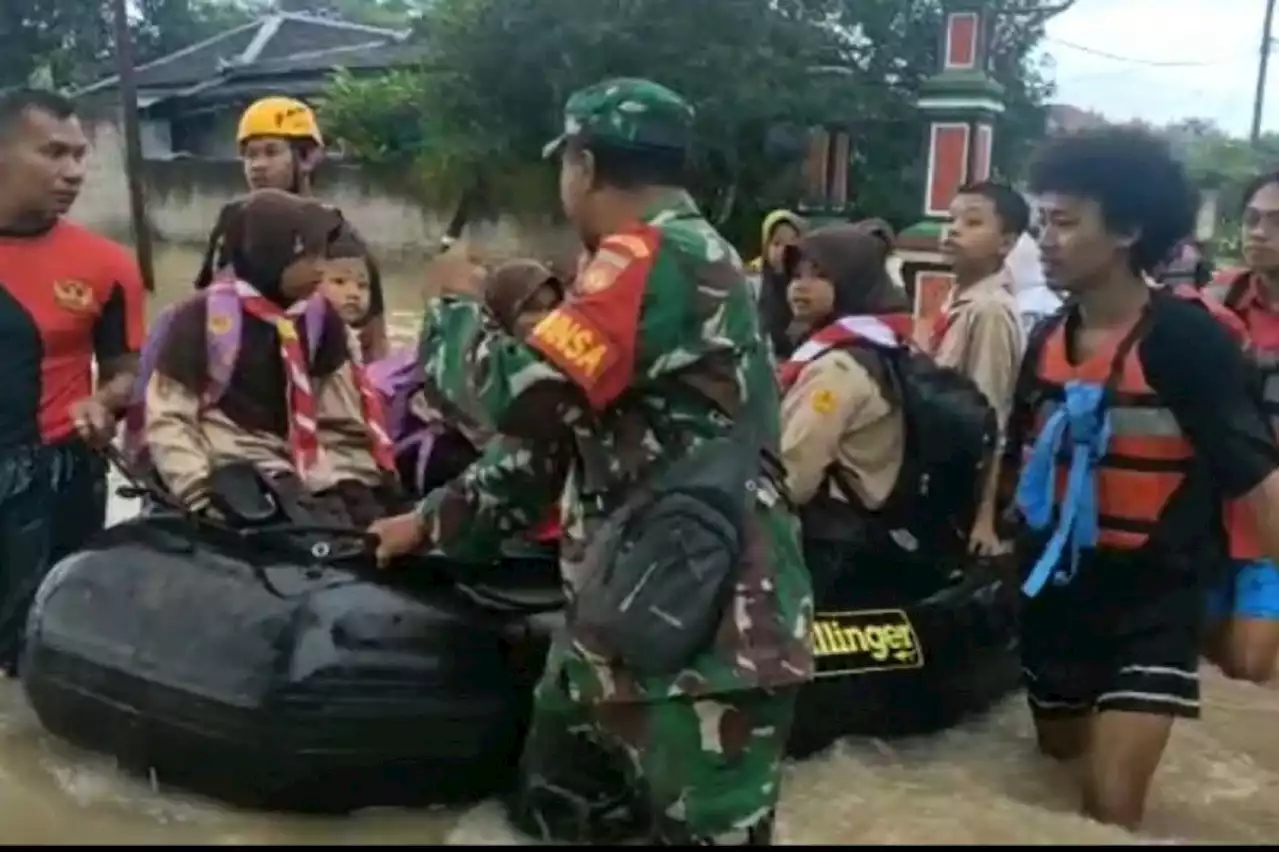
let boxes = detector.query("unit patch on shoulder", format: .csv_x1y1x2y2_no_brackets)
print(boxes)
811,388,837,415
207,313,234,336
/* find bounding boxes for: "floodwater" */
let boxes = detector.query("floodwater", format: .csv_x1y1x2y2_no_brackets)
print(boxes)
1,245,1277,844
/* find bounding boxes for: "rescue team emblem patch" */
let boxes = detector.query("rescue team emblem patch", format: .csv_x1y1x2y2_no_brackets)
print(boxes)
577,263,617,295
604,234,653,260
52,279,94,314
208,313,234,336
576,233,657,295
577,248,628,294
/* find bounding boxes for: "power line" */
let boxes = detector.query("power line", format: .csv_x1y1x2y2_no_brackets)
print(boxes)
1045,36,1235,67
1251,0,1278,142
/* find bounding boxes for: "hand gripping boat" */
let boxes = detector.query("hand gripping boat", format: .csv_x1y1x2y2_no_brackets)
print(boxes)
19,452,564,813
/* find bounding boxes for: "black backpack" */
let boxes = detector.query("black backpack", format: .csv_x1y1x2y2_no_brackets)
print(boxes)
840,343,999,553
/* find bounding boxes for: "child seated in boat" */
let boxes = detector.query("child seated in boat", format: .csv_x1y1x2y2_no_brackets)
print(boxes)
366,258,566,557
142,189,400,528
777,225,943,599
485,257,565,339
316,227,376,358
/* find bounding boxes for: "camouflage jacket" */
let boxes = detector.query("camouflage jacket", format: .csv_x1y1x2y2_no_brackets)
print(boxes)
416,191,814,703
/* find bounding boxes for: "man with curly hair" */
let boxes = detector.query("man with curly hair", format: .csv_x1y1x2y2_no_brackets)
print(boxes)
999,127,1278,829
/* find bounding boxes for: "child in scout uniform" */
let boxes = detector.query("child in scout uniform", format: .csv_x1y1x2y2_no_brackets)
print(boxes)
934,180,1028,557
194,96,390,362
144,190,399,528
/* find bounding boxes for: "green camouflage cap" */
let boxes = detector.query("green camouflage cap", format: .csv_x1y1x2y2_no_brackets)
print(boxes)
541,77,696,159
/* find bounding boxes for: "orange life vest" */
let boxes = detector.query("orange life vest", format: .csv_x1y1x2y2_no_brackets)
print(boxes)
1026,293,1221,554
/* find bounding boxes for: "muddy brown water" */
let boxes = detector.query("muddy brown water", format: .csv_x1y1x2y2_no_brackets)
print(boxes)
1,246,1276,844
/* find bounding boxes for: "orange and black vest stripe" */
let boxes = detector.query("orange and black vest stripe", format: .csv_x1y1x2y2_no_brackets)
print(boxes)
1028,314,1196,552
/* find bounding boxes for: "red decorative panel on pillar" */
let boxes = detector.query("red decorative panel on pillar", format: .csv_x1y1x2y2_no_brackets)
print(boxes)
925,123,970,217
829,131,850,207
944,12,979,71
804,127,830,206
973,123,993,182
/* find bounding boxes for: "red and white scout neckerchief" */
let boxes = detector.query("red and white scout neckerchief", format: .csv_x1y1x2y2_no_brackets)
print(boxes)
233,282,397,477
776,314,913,390
928,310,955,354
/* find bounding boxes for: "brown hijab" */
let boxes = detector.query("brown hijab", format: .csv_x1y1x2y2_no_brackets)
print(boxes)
484,259,564,333
790,223,909,340
211,188,345,305
153,190,353,435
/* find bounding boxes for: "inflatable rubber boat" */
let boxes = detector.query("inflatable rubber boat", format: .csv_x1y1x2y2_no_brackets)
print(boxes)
502,555,1020,843
22,455,1017,817
788,561,1020,758
20,501,562,813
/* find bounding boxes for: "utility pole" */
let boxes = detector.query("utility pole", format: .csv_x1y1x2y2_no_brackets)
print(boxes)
109,0,156,292
1250,0,1277,144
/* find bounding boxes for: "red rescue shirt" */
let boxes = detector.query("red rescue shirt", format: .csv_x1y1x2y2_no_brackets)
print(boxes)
0,220,145,447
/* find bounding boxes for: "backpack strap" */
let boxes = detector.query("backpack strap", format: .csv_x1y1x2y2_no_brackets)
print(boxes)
1225,274,1254,311
808,340,900,518
1003,307,1069,468
205,281,244,407
121,302,182,462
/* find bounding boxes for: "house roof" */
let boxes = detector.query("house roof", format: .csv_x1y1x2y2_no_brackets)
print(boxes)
234,39,427,77
73,12,408,98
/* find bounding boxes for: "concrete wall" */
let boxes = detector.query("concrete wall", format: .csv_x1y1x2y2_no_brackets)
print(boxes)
71,119,569,264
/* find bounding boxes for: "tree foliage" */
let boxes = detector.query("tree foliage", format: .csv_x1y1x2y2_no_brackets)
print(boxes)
0,0,431,91
1160,119,1280,258
274,0,430,29
321,0,1067,243
0,0,264,91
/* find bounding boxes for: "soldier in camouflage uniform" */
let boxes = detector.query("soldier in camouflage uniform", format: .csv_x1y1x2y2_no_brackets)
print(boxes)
370,78,814,845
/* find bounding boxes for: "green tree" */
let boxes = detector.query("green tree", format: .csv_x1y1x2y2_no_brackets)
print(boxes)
0,0,112,89
0,0,264,91
132,0,263,65
320,0,1065,243
1162,119,1279,259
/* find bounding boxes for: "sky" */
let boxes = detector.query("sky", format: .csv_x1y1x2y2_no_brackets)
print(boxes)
1039,0,1279,137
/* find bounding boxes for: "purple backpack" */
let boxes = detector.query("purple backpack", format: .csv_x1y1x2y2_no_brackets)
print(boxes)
365,347,445,494
122,276,329,465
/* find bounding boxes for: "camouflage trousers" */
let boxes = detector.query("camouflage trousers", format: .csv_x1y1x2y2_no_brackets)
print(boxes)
508,667,797,845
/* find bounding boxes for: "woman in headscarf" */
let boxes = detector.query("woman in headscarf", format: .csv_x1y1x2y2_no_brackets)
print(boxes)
144,189,399,527
773,224,913,596
751,209,805,358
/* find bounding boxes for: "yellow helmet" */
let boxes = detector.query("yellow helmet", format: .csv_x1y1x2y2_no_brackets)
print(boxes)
236,96,324,147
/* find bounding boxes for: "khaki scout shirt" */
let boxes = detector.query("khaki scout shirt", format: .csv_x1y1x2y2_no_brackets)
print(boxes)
779,349,905,510
145,362,384,505
932,268,1024,442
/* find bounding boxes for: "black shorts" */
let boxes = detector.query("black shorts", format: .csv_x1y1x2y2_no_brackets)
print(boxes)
0,441,107,672
1020,597,1201,720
